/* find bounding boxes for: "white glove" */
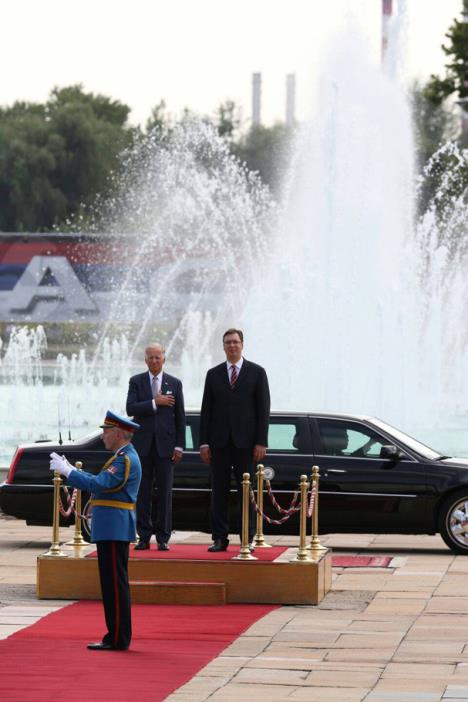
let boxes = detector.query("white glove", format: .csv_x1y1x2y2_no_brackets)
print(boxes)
49,452,74,478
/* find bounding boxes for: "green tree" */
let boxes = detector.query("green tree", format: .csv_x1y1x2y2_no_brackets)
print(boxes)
145,99,171,136
232,123,294,196
0,85,135,232
411,81,459,216
214,100,242,140
424,6,468,108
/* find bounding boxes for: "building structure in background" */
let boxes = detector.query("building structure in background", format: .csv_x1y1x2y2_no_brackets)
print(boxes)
0,233,211,328
251,72,262,125
285,73,296,126
381,0,393,62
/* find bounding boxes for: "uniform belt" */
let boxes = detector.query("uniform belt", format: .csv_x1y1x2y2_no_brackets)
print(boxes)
90,499,135,510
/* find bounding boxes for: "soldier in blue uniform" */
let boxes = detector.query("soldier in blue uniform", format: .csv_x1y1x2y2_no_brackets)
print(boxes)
50,410,142,651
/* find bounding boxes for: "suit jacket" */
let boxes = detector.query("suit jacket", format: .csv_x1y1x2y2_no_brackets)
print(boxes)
67,443,141,542
199,359,270,449
126,371,186,458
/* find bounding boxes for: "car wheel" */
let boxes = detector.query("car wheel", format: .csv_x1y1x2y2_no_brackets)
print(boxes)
438,491,468,554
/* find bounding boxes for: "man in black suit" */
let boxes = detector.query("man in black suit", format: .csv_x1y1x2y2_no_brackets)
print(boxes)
126,343,186,551
199,328,270,552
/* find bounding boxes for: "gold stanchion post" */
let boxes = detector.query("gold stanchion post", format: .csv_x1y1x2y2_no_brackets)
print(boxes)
253,464,271,548
43,471,67,558
291,474,312,562
233,473,257,560
308,465,327,552
71,461,86,547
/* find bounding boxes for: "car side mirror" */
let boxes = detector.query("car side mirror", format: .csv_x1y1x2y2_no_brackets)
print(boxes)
380,445,404,461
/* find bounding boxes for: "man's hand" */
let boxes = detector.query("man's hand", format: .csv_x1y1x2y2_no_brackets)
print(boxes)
172,449,183,463
200,446,212,465
253,444,267,464
155,392,175,407
49,452,74,478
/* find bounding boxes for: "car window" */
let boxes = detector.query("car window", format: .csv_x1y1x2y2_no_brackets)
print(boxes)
317,419,388,458
268,423,300,452
185,425,194,450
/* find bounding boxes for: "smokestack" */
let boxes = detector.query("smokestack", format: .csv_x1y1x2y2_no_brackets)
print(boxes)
286,73,296,126
381,0,393,63
252,72,262,126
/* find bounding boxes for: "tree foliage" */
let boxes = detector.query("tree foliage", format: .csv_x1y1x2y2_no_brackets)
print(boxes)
0,85,135,232
424,10,468,108
0,82,293,232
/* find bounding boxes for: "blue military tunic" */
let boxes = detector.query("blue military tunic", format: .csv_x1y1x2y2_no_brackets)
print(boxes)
67,443,142,542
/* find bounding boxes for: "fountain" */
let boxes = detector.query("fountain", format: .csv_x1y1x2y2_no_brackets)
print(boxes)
1,3,468,465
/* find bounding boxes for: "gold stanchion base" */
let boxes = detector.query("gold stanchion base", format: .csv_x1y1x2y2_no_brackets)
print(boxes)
66,537,88,547
253,537,272,548
232,549,258,561
290,549,313,563
307,541,327,552
43,546,68,558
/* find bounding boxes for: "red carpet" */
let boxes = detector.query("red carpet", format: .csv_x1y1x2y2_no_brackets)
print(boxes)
0,600,276,702
86,545,391,568
87,543,287,561
87,544,392,568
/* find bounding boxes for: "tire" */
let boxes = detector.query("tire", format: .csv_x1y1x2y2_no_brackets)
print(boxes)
438,490,468,554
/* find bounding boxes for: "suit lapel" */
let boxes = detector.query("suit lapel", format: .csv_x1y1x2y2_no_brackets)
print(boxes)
143,372,153,399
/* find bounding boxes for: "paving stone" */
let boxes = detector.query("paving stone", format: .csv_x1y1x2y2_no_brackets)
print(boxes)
365,598,428,615
334,633,405,648
366,693,442,701
426,598,468,614
304,668,381,687
382,662,455,677
221,636,271,656
444,685,468,699
289,687,368,701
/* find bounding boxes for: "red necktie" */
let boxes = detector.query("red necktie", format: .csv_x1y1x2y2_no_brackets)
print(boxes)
230,364,238,389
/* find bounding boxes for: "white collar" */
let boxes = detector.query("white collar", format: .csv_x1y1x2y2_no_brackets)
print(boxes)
226,357,243,371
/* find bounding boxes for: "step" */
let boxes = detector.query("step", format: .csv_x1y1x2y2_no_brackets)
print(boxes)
130,579,226,605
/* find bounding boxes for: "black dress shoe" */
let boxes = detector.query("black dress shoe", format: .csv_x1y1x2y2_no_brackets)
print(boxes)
208,539,229,552
134,541,150,551
87,642,116,651
157,542,169,551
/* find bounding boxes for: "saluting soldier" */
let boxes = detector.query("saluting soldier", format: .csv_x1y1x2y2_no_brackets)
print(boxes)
50,410,142,651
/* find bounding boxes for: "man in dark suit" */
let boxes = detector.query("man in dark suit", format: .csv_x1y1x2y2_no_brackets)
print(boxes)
199,328,270,552
126,343,185,551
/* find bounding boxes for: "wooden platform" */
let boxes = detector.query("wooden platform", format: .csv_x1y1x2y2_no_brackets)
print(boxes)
37,545,332,605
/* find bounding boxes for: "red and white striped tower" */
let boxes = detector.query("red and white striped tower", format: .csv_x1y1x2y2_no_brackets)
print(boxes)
381,0,394,63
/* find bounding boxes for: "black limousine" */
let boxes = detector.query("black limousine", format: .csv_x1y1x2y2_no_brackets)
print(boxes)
1,411,468,554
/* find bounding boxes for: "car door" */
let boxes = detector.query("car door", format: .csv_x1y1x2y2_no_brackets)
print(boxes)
310,417,430,533
171,413,211,532
260,415,314,534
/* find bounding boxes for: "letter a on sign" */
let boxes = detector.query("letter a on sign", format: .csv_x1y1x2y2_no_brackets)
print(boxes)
9,256,97,318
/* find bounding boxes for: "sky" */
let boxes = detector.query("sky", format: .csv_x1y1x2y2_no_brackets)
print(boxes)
0,0,462,128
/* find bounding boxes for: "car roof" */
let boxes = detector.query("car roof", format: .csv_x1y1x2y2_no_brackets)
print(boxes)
185,408,372,421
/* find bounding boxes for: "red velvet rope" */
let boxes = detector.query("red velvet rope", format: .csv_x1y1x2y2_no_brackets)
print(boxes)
58,487,78,518
264,480,300,515
250,489,300,525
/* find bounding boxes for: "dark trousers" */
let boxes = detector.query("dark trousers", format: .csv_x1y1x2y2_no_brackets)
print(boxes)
137,440,174,544
96,540,131,650
210,446,255,542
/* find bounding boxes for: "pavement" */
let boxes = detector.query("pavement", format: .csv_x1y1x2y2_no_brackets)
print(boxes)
2,516,468,702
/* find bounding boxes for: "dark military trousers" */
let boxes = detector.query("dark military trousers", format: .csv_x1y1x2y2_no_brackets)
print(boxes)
96,540,131,650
